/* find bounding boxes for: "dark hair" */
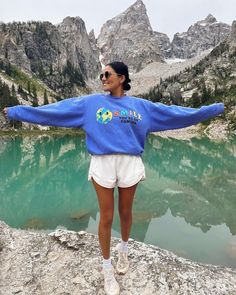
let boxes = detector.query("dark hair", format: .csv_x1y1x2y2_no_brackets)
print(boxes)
106,61,131,91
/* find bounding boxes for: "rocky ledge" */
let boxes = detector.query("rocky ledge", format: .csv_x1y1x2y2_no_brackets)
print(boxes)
156,120,231,141
0,221,236,295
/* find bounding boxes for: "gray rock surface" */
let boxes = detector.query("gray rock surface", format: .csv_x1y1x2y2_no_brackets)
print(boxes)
0,220,236,295
153,31,172,59
171,14,231,59
97,0,164,72
88,51,210,96
227,20,236,51
57,17,100,80
155,20,236,106
0,19,100,96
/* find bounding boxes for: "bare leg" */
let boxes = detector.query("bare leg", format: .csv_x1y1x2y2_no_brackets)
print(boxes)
118,184,138,242
92,179,115,259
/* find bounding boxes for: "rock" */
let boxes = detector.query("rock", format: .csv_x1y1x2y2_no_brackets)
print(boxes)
171,14,231,59
154,31,172,59
228,20,236,52
0,111,10,130
0,19,100,97
128,51,210,96
97,0,164,73
58,17,100,80
0,220,236,294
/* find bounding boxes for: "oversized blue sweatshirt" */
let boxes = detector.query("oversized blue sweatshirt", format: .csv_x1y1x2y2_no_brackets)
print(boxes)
7,94,224,155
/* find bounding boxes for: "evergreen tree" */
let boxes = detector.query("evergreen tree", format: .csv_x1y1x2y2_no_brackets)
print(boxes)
27,81,31,96
31,84,38,107
49,64,53,76
0,80,18,108
43,90,49,105
190,92,201,108
5,62,12,76
32,84,37,99
11,84,17,99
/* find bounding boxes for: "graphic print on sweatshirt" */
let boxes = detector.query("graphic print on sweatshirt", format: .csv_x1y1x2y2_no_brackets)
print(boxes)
96,107,142,125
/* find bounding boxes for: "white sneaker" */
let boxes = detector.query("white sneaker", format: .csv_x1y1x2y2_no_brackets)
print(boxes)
115,243,129,275
102,266,120,295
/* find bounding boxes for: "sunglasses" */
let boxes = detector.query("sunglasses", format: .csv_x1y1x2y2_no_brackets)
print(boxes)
99,71,122,81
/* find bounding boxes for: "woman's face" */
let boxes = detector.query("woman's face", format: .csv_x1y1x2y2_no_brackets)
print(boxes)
100,66,124,94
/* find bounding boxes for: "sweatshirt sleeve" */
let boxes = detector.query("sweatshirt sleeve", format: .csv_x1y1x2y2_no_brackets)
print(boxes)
6,97,86,128
148,102,224,132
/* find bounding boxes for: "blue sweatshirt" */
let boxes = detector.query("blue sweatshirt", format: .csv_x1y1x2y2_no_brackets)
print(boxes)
7,94,224,155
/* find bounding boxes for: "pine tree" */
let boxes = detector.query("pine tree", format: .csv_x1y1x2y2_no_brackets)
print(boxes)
49,64,53,76
43,90,49,105
27,81,31,96
32,84,38,107
32,84,37,99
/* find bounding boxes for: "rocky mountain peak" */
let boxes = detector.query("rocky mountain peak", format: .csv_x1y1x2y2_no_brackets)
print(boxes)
0,18,101,97
60,16,85,28
124,0,149,24
57,16,100,80
204,14,217,24
130,0,146,11
97,0,163,72
171,15,231,59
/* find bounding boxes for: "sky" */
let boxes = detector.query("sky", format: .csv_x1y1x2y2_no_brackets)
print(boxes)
0,0,235,40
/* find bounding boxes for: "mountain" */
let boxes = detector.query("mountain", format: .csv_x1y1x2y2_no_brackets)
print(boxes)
97,0,165,72
0,0,235,132
0,18,100,97
143,21,236,129
171,14,231,59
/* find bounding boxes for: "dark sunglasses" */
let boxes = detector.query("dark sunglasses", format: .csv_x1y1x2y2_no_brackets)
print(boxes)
99,71,122,81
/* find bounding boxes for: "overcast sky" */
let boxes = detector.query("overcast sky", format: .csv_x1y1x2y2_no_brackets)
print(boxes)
1,0,235,40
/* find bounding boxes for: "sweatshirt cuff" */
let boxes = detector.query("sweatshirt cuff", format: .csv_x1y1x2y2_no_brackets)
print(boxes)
216,103,224,114
7,107,16,120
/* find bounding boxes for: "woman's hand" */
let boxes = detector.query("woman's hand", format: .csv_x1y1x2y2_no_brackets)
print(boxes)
2,107,8,118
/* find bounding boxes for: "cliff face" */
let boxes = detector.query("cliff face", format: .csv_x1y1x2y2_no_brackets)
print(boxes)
57,17,100,80
97,0,164,72
171,14,231,59
228,20,236,52
1,220,236,295
0,19,101,97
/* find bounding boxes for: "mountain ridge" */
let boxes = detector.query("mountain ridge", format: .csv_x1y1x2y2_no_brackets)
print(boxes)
0,0,235,132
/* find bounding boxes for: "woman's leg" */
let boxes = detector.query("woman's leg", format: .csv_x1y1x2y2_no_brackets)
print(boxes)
118,183,138,242
92,179,120,294
115,184,138,275
92,179,115,259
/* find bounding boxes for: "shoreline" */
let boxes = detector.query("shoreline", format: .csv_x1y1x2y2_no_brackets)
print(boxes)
155,120,232,141
0,121,233,141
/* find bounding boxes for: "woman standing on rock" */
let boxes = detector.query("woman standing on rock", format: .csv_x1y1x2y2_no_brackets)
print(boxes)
3,61,224,295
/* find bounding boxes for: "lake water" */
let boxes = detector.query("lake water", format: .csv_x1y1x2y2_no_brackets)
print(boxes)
0,134,236,268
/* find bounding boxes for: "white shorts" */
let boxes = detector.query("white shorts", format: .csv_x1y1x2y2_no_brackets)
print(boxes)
88,154,146,188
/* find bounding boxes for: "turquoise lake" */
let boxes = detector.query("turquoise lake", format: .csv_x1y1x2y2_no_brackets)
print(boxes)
0,134,236,268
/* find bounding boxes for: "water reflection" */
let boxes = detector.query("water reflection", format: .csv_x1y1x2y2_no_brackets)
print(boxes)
0,134,236,266
0,135,96,231
141,135,236,236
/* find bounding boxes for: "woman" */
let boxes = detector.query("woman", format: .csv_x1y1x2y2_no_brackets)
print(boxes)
3,61,224,295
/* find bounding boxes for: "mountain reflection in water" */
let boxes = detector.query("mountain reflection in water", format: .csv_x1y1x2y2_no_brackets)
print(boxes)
0,134,236,267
